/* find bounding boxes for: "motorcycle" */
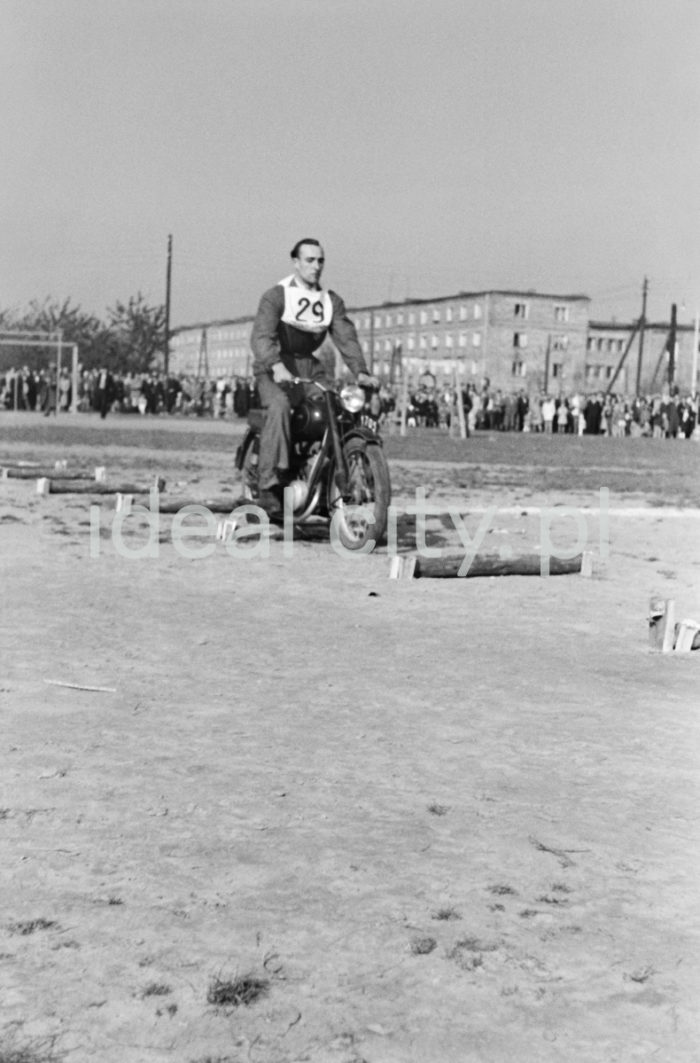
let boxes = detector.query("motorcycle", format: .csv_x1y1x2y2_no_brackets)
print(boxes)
234,378,391,552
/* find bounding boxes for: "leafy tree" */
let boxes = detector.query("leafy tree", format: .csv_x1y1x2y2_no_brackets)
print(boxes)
0,293,166,374
0,297,112,373
106,293,165,374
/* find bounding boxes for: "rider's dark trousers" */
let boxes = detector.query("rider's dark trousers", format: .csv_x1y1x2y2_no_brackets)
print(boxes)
256,373,292,489
256,359,327,489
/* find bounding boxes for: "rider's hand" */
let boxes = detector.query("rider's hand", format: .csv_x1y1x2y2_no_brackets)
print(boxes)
272,363,295,384
357,372,379,389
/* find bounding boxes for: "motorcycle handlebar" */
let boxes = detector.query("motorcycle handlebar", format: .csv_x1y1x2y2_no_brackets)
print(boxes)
284,376,378,392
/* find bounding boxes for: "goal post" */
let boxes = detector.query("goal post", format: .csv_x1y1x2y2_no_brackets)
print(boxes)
0,332,80,413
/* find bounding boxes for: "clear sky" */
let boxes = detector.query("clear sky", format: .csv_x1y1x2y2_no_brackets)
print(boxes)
2,0,699,328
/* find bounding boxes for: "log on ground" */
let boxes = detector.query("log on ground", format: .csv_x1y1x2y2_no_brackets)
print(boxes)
47,480,150,495
157,497,241,514
414,552,583,578
3,466,93,480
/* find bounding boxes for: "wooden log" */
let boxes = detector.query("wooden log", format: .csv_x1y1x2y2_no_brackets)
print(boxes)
412,552,583,579
156,496,242,515
46,480,149,495
2,466,93,480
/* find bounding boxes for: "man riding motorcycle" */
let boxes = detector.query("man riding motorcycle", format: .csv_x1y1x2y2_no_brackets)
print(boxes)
250,238,377,517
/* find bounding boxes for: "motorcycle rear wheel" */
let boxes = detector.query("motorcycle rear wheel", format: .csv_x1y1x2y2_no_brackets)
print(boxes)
329,439,390,552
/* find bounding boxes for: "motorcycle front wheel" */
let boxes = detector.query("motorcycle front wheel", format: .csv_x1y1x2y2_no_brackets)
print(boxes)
329,438,391,552
238,432,260,500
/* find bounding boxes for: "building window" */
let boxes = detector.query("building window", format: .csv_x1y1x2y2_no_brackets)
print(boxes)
587,337,595,351
552,363,562,378
384,339,392,353
419,334,427,350
407,335,415,351
459,306,468,321
446,306,453,323
473,303,482,319
554,305,569,323
431,333,439,349
445,334,453,348
514,302,529,319
362,340,369,354
512,360,525,376
419,310,428,325
513,332,528,348
374,315,381,329
472,332,482,347
408,312,415,325
432,308,440,323
364,315,370,329
552,334,569,351
396,311,404,326
459,332,467,348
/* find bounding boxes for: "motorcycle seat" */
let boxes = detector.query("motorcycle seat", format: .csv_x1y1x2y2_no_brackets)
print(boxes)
246,407,265,430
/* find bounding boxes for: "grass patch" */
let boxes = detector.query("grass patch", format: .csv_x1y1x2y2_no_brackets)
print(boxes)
206,973,269,1007
7,919,58,935
141,982,172,998
410,936,437,955
0,1037,63,1063
432,906,462,921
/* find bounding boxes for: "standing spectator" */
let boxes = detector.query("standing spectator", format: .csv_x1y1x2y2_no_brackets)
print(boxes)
516,389,529,432
57,368,71,411
96,367,113,419
585,393,603,435
556,396,569,434
41,367,58,416
541,394,555,433
503,392,517,431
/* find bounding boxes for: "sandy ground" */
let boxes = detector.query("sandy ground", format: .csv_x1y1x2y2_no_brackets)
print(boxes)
1,417,699,1063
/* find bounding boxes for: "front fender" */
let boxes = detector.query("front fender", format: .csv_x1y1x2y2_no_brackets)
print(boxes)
341,424,384,448
235,427,259,471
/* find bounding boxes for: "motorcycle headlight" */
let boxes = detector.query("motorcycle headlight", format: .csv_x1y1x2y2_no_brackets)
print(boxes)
340,384,365,413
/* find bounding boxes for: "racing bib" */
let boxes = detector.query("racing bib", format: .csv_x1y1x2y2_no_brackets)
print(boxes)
279,275,333,334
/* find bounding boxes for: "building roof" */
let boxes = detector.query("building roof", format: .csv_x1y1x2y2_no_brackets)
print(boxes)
350,289,591,312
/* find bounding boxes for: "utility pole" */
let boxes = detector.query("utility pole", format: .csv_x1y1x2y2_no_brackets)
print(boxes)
543,334,551,394
667,303,677,390
635,275,648,396
164,234,173,378
368,308,375,375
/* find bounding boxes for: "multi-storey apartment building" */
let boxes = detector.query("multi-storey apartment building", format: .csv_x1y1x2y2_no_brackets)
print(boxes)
170,316,254,380
169,290,699,396
586,320,698,395
350,289,590,392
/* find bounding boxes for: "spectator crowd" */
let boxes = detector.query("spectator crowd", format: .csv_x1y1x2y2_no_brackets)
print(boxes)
1,364,698,440
0,367,261,420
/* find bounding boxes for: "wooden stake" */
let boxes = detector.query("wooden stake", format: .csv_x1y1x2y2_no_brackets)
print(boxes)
649,597,675,652
400,372,408,437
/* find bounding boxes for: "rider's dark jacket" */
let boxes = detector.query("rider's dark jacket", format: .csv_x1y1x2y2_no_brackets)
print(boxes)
250,281,369,380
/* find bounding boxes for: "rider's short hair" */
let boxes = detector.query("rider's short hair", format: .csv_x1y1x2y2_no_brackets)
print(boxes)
290,238,322,260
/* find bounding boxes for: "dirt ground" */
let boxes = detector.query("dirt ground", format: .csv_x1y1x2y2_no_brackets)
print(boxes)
1,413,699,1063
